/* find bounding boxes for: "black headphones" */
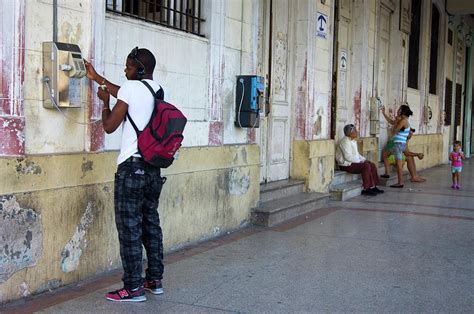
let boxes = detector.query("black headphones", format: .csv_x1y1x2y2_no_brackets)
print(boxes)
130,47,146,79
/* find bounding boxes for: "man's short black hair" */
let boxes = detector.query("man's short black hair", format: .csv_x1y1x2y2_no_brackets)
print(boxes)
453,140,462,146
128,48,156,73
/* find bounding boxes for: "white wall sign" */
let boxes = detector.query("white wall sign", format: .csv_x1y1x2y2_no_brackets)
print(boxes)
316,12,328,39
340,49,347,71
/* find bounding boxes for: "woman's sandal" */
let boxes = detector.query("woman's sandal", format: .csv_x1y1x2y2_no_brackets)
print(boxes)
389,184,404,188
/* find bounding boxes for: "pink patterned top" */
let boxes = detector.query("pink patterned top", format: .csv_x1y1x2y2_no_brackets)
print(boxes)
450,151,463,167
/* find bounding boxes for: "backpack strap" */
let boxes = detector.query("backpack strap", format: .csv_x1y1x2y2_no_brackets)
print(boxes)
126,81,164,134
141,80,164,100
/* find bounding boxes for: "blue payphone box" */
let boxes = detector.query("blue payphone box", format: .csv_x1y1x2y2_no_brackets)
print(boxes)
235,75,264,128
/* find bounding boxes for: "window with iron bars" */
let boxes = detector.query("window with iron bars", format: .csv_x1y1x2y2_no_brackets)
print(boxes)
106,0,205,37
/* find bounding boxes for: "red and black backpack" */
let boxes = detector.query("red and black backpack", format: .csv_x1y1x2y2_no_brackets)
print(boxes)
126,81,187,168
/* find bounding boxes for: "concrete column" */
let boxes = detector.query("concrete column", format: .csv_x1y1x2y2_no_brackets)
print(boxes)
86,0,106,152
463,46,472,156
207,0,226,146
0,0,26,156
350,0,370,136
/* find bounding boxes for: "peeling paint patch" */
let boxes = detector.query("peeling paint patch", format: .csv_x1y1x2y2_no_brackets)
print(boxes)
60,22,83,44
314,108,323,137
240,147,248,164
318,158,326,185
37,279,62,293
247,129,256,144
61,202,94,273
273,32,288,95
81,160,93,178
15,158,42,175
173,194,183,208
0,117,25,156
295,58,308,139
0,195,42,283
354,87,362,133
226,168,250,196
19,282,30,297
209,121,223,146
88,122,105,152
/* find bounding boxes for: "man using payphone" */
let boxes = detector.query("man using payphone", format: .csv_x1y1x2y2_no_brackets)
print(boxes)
84,47,166,302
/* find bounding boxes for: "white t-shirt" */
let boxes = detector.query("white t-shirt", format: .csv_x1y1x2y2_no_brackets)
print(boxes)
116,79,161,165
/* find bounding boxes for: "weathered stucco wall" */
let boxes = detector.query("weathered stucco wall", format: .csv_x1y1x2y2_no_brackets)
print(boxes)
21,0,262,154
407,134,444,170
0,144,259,304
357,134,442,169
23,0,95,154
103,16,211,149
292,0,334,141
358,136,378,163
103,0,261,150
292,140,335,193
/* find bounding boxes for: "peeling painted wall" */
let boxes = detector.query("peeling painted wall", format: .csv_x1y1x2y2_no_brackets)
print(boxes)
225,168,250,196
292,140,335,193
15,0,262,155
61,202,95,273
0,1,25,156
0,195,42,283
22,1,92,154
292,0,334,141
103,1,258,150
0,145,259,304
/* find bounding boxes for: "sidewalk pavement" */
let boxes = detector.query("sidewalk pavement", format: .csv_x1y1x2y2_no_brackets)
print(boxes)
2,161,474,313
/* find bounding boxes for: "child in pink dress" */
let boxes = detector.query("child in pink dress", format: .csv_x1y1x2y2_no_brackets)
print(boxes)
449,141,465,189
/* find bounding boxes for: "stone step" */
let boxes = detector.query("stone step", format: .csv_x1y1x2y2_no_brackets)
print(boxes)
332,170,361,186
329,181,363,201
378,172,410,186
259,179,305,203
251,192,330,227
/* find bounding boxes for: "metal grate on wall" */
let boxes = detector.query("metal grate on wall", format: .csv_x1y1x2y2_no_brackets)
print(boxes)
429,4,439,95
407,0,422,90
455,83,462,126
106,0,205,37
444,78,452,125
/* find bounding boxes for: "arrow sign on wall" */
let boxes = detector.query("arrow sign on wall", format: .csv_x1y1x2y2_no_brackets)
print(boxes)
316,12,328,39
318,14,326,31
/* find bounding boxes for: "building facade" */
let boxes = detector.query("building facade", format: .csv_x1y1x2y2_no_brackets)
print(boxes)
1,0,473,304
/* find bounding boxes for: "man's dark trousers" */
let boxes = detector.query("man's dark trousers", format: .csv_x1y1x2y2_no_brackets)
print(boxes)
114,157,165,289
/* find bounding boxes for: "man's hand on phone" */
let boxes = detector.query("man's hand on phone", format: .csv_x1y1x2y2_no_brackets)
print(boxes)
97,86,110,104
83,59,98,81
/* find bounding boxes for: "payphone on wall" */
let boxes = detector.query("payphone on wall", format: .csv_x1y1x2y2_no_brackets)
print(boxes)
235,75,265,128
369,96,382,135
42,42,86,109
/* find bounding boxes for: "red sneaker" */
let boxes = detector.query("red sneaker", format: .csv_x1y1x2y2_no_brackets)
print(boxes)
144,279,164,295
105,286,146,302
